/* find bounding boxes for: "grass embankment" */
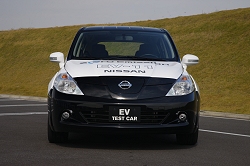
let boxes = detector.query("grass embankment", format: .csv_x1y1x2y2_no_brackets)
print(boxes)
0,8,249,114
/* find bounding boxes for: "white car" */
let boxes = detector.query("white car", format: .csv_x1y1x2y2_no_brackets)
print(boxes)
48,26,200,145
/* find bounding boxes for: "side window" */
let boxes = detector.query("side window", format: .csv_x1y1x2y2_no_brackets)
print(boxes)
73,34,84,57
162,35,175,59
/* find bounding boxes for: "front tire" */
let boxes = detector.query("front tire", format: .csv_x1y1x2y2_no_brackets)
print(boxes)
176,128,198,145
48,120,68,143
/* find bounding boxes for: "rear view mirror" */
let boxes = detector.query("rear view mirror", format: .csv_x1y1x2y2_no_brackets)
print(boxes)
181,54,199,69
115,35,133,41
50,52,65,68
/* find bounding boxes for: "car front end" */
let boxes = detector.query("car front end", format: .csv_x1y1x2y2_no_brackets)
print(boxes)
47,26,200,145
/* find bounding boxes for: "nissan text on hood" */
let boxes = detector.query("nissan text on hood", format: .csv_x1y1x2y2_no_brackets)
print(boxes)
48,26,200,145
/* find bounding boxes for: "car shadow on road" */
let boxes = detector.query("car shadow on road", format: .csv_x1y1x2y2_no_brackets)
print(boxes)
57,133,196,150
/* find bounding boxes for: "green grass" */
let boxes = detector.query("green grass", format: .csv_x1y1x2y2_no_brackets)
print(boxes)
0,8,250,114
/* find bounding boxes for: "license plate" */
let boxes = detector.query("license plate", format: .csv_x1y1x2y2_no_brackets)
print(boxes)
109,106,141,122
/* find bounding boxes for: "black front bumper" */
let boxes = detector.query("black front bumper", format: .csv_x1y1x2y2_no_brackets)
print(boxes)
48,89,200,134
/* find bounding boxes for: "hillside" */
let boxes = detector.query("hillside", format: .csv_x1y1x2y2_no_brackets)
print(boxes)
0,8,249,114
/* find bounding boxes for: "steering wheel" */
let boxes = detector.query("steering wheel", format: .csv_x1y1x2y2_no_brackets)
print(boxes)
140,54,158,58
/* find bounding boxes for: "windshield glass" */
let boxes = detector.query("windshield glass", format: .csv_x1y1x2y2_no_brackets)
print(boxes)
69,31,178,61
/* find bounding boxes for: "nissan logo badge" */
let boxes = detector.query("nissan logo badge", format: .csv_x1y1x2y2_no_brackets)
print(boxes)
118,80,132,90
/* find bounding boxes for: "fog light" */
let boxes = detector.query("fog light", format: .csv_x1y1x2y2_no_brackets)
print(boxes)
178,113,187,122
62,111,70,120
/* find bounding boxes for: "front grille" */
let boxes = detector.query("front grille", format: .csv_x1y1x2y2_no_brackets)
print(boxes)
73,76,175,100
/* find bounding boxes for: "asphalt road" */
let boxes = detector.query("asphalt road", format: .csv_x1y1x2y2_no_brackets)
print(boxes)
0,97,250,166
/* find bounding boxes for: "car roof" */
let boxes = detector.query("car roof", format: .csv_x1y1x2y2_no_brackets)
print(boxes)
80,26,167,33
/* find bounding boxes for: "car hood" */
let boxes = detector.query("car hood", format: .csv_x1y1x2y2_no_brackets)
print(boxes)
64,60,183,79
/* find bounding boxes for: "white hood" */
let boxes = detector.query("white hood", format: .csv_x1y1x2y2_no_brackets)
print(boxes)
64,60,183,79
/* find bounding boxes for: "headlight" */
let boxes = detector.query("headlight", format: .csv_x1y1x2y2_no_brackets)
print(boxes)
166,74,194,96
54,73,84,95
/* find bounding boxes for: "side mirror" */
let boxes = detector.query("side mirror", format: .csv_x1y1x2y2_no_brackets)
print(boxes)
181,54,199,69
50,52,65,68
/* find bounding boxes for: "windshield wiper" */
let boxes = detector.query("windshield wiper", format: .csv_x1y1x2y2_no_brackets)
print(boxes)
131,57,167,61
71,56,101,60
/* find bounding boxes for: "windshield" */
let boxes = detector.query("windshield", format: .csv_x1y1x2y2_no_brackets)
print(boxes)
69,31,178,61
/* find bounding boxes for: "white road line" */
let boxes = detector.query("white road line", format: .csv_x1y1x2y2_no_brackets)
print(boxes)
0,104,47,107
201,115,250,121
200,129,250,138
0,99,23,101
0,112,47,116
